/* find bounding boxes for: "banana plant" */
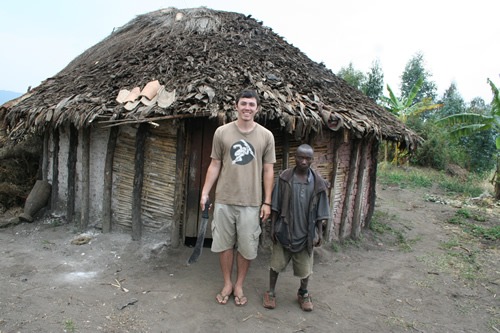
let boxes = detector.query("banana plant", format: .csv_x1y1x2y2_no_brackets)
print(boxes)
380,76,442,165
436,78,500,199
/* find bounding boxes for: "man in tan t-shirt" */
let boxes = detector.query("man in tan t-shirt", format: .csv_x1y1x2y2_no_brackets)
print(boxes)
200,89,276,306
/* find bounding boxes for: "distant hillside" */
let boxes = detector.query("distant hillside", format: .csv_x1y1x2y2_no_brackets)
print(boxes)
0,90,22,105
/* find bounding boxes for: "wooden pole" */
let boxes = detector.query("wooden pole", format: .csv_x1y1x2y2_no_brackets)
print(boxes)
131,124,148,241
80,126,91,231
171,123,186,247
102,126,118,233
51,128,59,211
326,132,340,242
351,138,370,240
67,125,78,224
364,139,380,229
338,139,360,240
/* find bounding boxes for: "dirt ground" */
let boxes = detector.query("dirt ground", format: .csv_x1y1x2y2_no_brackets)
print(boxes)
0,184,498,333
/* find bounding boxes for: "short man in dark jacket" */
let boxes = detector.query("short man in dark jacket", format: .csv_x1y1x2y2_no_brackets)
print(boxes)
263,144,330,311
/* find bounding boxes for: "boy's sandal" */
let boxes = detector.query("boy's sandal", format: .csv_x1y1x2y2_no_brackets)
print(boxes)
297,292,313,311
263,291,276,309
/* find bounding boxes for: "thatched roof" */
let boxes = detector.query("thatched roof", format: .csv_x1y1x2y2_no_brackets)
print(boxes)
2,7,420,149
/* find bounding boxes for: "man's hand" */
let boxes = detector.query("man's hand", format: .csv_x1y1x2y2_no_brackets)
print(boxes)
314,235,323,247
260,204,271,221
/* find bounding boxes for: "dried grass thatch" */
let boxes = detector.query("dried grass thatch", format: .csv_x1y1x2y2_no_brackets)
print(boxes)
3,7,421,149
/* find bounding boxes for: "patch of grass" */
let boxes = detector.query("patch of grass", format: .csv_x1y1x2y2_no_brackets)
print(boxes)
419,250,484,282
377,165,487,197
340,238,362,248
369,211,416,252
377,167,433,189
369,211,394,234
438,178,484,197
447,212,500,241
385,316,420,331
63,319,76,333
330,242,340,252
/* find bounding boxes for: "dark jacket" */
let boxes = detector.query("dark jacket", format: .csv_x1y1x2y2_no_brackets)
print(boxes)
272,167,329,254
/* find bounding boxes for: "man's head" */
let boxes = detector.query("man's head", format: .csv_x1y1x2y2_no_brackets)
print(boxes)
236,89,260,106
295,144,314,171
235,89,260,122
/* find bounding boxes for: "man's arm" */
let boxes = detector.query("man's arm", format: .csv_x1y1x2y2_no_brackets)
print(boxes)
200,159,221,210
315,219,326,246
260,163,274,221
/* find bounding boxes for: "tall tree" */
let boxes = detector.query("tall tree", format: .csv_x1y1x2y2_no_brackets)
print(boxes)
337,62,366,91
437,82,466,118
436,78,500,199
362,59,384,102
400,52,437,103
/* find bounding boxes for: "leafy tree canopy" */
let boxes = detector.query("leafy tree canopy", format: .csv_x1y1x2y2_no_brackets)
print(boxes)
400,52,437,103
362,59,384,103
337,62,366,91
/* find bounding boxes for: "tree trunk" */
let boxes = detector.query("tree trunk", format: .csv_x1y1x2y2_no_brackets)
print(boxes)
495,153,500,200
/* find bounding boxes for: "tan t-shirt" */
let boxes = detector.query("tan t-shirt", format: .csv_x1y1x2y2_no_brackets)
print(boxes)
211,122,276,206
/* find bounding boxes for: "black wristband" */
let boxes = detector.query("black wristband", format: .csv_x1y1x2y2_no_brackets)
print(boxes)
262,202,271,206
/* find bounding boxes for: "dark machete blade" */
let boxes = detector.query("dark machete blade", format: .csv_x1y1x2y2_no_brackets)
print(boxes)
187,201,210,264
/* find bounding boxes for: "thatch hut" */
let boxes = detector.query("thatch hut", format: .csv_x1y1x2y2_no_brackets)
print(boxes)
2,7,420,246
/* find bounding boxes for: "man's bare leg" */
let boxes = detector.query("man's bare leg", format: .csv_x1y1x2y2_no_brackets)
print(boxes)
233,252,250,305
216,249,234,304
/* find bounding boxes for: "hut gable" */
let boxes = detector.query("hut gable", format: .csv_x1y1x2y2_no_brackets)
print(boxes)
4,7,419,149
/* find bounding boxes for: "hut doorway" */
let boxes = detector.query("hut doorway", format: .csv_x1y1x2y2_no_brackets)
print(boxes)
184,118,218,247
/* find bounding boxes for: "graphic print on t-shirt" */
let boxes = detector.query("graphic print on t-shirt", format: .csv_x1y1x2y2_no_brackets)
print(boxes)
230,139,255,165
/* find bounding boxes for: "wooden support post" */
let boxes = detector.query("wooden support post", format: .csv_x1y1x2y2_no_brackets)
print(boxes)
364,139,380,229
338,139,360,240
102,126,118,233
131,124,148,241
326,133,340,242
351,138,370,240
51,129,60,211
80,126,91,231
42,132,49,181
171,123,186,247
67,125,78,224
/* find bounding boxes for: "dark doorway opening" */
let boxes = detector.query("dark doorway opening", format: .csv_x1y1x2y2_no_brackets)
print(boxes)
184,237,213,248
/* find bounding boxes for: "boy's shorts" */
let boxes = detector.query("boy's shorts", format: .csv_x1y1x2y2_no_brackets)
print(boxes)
211,203,261,260
270,242,313,279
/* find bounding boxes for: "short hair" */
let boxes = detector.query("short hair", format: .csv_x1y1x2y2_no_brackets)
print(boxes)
297,144,314,154
236,89,260,106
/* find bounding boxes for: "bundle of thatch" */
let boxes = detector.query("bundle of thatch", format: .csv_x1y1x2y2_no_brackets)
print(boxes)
3,7,420,149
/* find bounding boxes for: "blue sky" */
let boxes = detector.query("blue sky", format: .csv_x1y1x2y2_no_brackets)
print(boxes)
1,0,498,102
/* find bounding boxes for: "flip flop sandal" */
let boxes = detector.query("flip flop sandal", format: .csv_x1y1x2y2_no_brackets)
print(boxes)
234,295,248,306
216,293,230,305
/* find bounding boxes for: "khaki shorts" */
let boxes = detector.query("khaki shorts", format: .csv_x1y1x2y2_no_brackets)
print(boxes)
270,242,313,279
210,204,261,260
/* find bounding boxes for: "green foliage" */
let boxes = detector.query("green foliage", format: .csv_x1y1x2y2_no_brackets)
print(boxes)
64,319,76,333
437,82,467,117
369,211,394,233
361,59,384,102
408,119,462,170
381,76,442,125
447,211,500,241
435,78,500,198
400,52,437,103
437,178,484,197
377,165,485,197
337,62,366,90
377,165,432,188
369,211,416,252
459,130,496,173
